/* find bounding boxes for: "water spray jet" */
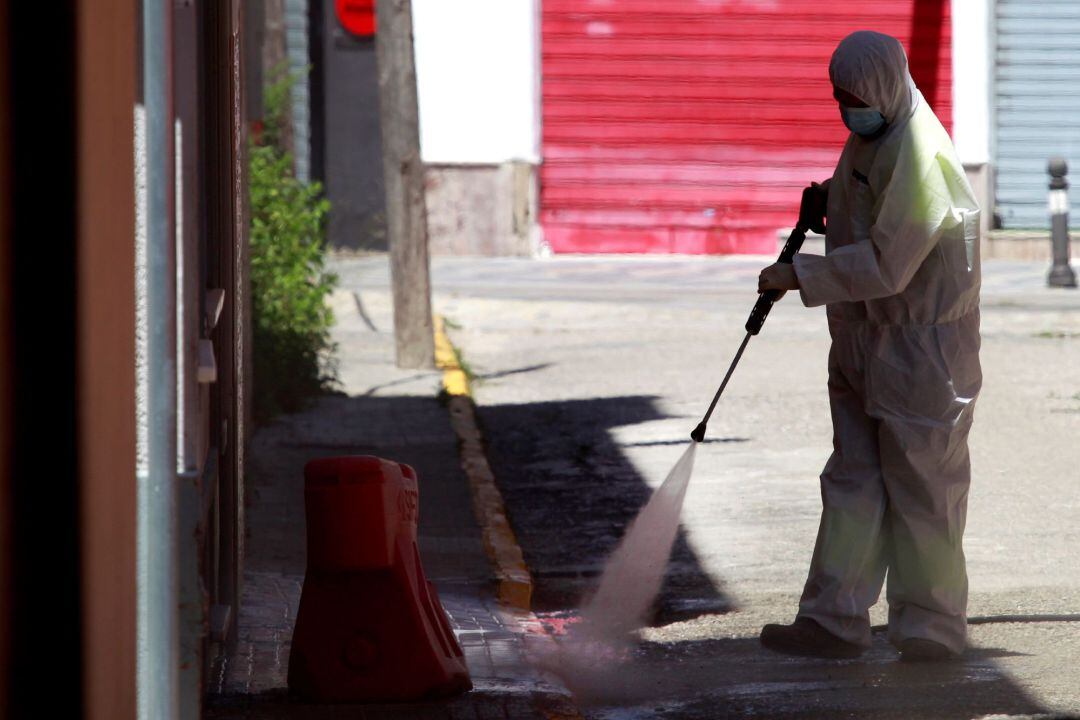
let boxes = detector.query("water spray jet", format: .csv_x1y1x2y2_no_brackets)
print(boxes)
539,221,809,697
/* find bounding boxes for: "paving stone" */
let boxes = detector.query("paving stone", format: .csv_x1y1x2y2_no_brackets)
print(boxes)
205,289,575,719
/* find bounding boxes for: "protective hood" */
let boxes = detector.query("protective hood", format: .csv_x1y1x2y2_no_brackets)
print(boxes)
829,31,917,124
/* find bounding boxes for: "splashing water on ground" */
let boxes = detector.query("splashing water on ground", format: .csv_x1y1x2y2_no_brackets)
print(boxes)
534,442,697,699
578,442,697,643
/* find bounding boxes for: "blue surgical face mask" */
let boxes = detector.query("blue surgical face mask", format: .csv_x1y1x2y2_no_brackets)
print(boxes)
840,105,887,137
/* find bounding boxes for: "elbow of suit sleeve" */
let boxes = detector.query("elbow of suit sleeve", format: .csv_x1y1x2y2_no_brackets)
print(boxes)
792,253,835,307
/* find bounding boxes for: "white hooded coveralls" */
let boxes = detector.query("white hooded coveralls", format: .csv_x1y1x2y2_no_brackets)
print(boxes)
792,31,981,654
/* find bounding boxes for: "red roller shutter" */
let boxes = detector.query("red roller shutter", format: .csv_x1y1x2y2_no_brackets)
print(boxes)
540,0,953,254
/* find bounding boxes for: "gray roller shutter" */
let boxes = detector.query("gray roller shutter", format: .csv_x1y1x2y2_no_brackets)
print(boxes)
995,0,1080,229
285,0,311,182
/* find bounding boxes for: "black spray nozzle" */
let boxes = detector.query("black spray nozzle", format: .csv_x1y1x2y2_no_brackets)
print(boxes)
692,217,810,443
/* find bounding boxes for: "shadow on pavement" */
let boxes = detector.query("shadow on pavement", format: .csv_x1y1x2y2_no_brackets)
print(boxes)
209,688,543,720
475,395,1055,719
560,636,1050,719
477,363,556,382
244,393,491,585
209,393,528,716
477,395,733,624
209,391,1056,720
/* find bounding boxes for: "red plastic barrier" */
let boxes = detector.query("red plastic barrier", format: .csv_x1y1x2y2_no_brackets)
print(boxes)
288,456,472,702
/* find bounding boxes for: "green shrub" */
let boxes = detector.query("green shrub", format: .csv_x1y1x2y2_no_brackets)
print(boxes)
249,67,337,422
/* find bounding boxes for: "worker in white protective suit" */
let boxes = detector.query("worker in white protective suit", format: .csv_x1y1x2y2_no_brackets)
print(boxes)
757,30,982,662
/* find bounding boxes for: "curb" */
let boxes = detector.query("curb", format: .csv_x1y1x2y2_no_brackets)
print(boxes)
434,316,533,610
434,315,583,720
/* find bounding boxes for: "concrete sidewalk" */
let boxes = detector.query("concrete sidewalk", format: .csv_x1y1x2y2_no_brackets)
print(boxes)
331,255,1080,720
205,290,577,719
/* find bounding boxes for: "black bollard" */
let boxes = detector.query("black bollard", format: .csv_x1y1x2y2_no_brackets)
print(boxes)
1047,158,1077,288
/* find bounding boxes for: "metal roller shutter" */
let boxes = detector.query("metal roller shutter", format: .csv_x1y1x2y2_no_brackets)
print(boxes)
286,0,312,182
994,0,1080,229
541,0,953,254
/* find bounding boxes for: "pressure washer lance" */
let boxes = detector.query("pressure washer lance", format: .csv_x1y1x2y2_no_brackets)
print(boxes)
690,223,809,442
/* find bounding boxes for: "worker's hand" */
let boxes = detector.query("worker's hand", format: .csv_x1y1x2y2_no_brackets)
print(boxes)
758,262,799,299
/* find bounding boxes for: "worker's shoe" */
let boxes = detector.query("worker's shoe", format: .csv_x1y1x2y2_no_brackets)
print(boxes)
897,637,958,663
759,617,864,659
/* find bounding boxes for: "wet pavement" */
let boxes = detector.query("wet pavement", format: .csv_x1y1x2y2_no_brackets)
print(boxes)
332,254,1080,719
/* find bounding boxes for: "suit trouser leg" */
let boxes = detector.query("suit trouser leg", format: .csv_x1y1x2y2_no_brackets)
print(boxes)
879,413,972,655
798,361,889,649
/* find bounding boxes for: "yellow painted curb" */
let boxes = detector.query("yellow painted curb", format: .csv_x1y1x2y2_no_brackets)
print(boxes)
434,315,470,397
434,316,583,720
434,315,533,610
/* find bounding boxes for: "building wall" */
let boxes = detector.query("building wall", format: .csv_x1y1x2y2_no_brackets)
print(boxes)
2,3,138,716
314,0,542,255
413,0,542,256
0,0,9,701
953,0,1080,249
952,0,992,168
318,0,387,250
77,3,138,714
412,0,540,164
951,0,993,240
425,162,537,256
991,0,1080,230
3,4,85,714
286,0,313,182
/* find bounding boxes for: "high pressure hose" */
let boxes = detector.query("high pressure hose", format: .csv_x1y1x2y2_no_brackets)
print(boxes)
691,223,809,442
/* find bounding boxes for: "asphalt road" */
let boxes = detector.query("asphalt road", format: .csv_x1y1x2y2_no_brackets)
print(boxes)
335,255,1080,720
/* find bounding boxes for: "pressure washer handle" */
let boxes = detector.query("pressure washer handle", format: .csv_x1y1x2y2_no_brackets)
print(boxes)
744,225,808,336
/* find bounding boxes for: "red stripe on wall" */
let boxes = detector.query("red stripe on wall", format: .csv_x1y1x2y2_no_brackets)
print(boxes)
540,0,953,255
